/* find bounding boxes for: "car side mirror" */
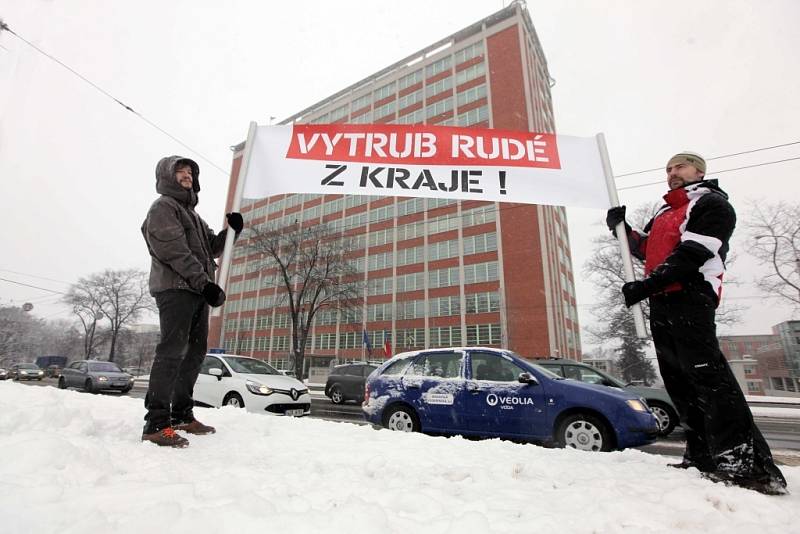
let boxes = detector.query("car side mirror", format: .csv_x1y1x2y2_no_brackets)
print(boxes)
209,368,223,380
518,372,539,386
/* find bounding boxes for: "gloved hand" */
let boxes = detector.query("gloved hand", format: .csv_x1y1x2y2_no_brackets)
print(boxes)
202,282,226,307
621,278,659,307
226,212,244,234
605,206,630,237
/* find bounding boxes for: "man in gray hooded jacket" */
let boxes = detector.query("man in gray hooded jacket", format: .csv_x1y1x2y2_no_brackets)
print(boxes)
141,155,243,447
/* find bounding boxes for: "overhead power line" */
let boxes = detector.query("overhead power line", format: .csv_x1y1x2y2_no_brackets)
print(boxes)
614,140,800,179
0,277,67,295
618,156,800,191
0,20,228,176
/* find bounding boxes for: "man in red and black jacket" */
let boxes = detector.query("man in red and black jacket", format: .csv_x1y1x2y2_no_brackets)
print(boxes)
606,152,787,495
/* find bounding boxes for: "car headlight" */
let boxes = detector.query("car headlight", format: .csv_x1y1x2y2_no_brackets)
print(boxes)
626,399,647,412
246,380,273,396
98,376,108,382
38,371,44,375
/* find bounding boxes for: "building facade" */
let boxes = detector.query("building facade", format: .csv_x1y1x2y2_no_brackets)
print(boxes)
209,2,581,369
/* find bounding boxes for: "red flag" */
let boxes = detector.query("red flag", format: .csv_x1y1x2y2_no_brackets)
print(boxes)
383,336,392,358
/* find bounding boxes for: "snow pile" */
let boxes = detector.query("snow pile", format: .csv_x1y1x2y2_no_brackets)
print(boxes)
0,382,798,534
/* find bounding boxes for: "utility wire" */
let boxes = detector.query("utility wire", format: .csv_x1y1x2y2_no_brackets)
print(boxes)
0,20,229,176
618,156,800,191
614,140,800,179
0,268,72,285
0,277,67,295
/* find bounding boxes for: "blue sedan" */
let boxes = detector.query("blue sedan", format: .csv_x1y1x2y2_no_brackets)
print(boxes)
362,347,660,451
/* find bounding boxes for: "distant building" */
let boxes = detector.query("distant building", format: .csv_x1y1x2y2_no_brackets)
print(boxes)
583,354,616,376
210,2,580,366
773,320,800,378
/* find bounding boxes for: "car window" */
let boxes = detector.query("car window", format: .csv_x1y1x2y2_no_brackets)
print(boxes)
470,351,522,382
88,362,122,373
566,365,607,385
540,364,564,377
345,366,361,376
361,365,377,377
224,356,280,375
330,366,343,376
69,362,82,370
408,352,462,379
20,363,38,369
381,358,413,376
200,356,224,375
78,363,89,373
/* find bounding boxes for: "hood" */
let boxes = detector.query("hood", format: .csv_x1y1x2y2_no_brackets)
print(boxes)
240,373,308,391
155,155,200,206
690,178,728,199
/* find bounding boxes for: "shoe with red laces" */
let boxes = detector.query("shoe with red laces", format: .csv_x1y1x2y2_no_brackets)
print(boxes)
173,419,216,435
141,427,190,448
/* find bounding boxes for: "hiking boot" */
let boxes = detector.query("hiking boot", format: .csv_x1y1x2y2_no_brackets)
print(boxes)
173,418,216,435
668,458,714,472
702,471,789,496
142,427,190,448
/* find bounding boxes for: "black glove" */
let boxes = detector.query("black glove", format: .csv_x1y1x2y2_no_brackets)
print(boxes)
605,206,631,237
226,212,244,234
621,278,660,307
202,282,226,307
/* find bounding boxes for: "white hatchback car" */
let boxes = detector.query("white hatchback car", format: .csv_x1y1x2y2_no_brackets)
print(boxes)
194,353,311,416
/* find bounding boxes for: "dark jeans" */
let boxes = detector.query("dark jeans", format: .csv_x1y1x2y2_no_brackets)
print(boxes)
144,289,209,434
650,290,785,484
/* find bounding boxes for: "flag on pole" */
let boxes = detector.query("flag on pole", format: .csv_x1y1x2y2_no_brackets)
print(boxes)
242,124,612,209
383,334,392,358
362,330,372,357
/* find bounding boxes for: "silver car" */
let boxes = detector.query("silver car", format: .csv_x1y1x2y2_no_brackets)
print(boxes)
58,360,134,393
537,359,679,437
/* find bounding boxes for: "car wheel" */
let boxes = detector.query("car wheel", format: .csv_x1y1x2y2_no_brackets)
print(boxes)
330,386,344,404
223,392,245,408
84,379,96,394
121,386,132,394
557,413,613,452
58,377,67,389
648,401,678,437
383,405,419,432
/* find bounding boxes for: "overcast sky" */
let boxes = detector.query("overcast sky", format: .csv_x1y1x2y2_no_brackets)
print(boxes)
1,0,798,351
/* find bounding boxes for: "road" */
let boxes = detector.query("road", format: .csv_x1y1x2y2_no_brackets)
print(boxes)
10,378,800,465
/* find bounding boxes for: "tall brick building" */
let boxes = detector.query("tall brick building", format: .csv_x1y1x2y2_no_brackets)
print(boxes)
209,2,581,370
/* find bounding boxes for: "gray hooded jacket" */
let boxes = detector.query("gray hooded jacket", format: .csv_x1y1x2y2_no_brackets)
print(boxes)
141,156,229,296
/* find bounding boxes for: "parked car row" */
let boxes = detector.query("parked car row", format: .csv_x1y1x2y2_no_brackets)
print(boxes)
3,363,45,381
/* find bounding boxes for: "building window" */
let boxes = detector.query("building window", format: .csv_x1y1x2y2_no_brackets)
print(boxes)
396,328,425,348
352,93,371,111
456,84,487,107
429,266,459,288
374,81,396,101
464,261,499,284
430,295,460,317
425,76,453,98
398,89,423,109
367,276,393,296
399,69,423,90
396,272,425,293
426,56,452,78
350,111,372,124
396,109,425,124
428,239,459,261
454,41,484,64
456,62,485,85
367,302,393,322
330,104,348,122
396,246,424,266
425,97,453,119
374,100,396,120
463,232,497,255
466,324,502,345
429,326,462,348
315,333,337,350
397,198,426,217
396,299,425,320
465,291,500,314
457,105,489,126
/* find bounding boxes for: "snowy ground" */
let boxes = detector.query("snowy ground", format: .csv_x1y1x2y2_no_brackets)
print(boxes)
1,382,798,534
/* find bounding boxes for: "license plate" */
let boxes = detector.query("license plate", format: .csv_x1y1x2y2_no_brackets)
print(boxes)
285,408,304,417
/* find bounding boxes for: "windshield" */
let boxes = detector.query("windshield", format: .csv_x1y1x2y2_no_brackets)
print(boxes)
224,357,280,375
19,363,39,369
89,362,123,373
502,351,562,380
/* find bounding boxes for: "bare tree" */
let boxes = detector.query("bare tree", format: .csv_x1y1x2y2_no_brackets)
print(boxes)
63,283,106,358
746,201,800,310
65,269,155,362
247,221,362,380
0,306,43,366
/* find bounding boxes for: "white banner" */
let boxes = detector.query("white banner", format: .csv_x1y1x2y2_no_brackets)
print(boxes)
243,124,611,209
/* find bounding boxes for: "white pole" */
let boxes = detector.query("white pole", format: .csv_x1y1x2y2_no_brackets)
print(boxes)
212,121,258,319
596,133,648,339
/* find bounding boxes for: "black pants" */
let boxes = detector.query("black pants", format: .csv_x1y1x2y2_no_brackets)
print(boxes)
144,289,209,433
650,290,785,484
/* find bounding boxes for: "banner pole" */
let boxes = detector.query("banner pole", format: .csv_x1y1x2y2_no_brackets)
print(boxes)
213,121,258,321
595,133,648,339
